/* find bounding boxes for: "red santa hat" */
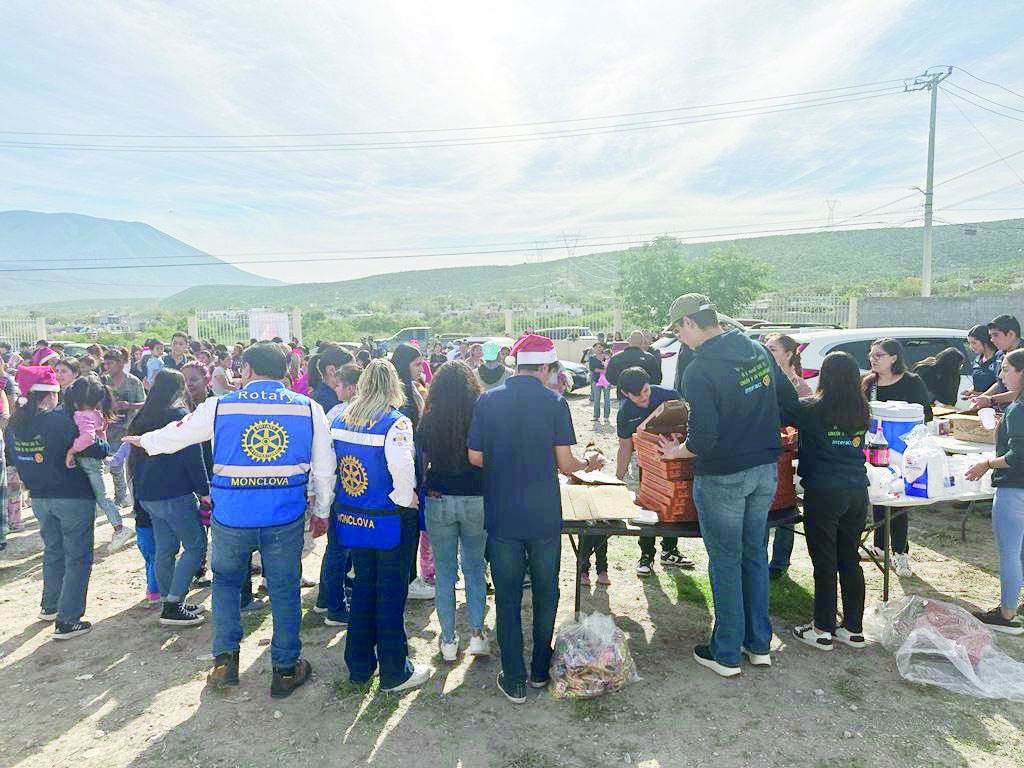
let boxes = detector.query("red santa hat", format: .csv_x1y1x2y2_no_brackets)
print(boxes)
15,365,60,403
32,347,59,366
510,333,558,365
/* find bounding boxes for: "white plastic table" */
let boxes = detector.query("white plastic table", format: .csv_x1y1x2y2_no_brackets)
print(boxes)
867,490,994,600
932,436,994,455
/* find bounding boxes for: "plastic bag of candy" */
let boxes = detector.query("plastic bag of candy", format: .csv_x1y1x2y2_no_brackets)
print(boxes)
550,612,639,700
865,596,1024,700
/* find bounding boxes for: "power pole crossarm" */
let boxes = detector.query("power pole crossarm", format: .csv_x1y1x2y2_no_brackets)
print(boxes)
905,66,952,297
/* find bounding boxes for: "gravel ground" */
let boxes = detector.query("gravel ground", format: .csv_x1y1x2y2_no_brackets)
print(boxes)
1,390,1023,768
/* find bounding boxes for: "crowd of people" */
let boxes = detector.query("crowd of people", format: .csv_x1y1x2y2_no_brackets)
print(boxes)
0,305,1021,699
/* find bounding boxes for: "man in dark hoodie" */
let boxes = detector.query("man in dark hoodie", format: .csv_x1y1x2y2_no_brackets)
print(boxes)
659,294,799,678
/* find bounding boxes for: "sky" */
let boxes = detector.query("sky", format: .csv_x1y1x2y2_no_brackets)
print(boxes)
2,0,1023,285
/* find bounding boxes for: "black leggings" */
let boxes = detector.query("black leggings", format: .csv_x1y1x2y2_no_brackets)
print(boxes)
579,536,608,573
805,488,868,634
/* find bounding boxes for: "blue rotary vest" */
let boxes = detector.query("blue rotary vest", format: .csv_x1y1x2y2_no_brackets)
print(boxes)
211,380,314,527
331,407,403,549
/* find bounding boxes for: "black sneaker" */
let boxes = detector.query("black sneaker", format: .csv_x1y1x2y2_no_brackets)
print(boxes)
182,603,205,614
693,644,741,678
207,651,240,688
53,620,92,641
528,676,550,689
636,555,654,577
159,602,206,627
497,671,527,704
660,550,695,570
271,658,312,698
973,607,1024,636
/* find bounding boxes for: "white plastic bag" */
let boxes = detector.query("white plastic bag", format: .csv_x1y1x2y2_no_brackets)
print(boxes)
864,596,1024,701
550,612,639,699
901,425,952,498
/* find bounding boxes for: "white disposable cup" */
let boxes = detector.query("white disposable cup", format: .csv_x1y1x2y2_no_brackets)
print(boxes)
978,408,996,430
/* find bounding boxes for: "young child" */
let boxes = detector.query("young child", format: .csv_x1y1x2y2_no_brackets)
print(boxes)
64,376,135,552
133,498,160,605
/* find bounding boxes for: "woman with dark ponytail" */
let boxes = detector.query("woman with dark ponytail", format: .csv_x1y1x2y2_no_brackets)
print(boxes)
6,366,96,640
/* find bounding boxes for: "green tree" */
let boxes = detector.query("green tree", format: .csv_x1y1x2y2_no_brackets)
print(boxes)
617,237,686,325
678,245,770,315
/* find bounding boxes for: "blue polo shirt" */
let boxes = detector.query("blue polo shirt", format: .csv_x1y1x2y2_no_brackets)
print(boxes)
616,385,682,440
468,375,576,540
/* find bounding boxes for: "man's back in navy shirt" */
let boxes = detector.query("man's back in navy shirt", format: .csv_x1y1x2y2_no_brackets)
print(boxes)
468,375,576,540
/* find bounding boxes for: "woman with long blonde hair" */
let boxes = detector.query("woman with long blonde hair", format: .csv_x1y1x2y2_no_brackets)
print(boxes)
332,359,432,691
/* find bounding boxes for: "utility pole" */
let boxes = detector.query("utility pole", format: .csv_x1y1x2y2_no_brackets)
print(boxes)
905,66,951,297
825,199,838,228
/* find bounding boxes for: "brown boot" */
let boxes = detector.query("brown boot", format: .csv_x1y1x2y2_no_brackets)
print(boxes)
207,651,240,689
271,658,312,699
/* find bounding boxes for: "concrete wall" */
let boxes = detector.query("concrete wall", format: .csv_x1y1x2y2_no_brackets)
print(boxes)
852,293,1024,330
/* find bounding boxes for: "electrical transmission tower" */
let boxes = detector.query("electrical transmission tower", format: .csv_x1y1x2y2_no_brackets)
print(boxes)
905,66,952,297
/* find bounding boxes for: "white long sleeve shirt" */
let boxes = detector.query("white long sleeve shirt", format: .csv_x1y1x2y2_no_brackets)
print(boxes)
328,407,417,509
138,386,336,518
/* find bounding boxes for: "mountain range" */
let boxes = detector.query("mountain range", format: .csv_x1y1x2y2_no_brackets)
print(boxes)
0,210,279,305
4,211,1023,312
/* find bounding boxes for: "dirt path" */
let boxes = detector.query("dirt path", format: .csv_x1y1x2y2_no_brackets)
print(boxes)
2,392,1023,768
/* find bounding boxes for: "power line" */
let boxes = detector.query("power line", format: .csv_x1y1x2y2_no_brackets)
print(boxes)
939,86,1024,124
0,78,910,139
0,89,905,153
0,219,923,275
0,214,922,266
941,88,1024,186
944,81,1024,114
953,66,1024,103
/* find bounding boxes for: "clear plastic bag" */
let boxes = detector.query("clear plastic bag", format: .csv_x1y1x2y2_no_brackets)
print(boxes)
901,425,952,498
550,612,639,699
864,596,1024,700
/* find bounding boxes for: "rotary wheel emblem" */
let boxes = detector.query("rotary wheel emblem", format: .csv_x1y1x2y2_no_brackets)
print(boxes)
340,455,369,497
241,420,289,463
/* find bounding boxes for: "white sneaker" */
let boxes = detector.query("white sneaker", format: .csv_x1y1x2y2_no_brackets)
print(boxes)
107,526,136,553
861,544,884,561
382,662,433,693
834,627,866,649
38,610,58,622
407,578,436,601
440,634,459,662
792,623,834,651
312,605,328,615
741,647,772,667
894,554,912,577
468,634,491,657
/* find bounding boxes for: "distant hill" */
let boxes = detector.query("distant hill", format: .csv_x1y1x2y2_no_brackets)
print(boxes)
165,218,1024,310
0,210,280,305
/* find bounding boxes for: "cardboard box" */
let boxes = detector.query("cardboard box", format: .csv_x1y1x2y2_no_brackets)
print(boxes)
948,414,998,444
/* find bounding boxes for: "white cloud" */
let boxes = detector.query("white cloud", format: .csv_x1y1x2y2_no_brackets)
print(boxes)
1,0,1021,285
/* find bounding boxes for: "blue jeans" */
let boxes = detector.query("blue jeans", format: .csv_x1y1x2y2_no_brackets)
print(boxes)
142,494,206,603
346,508,419,688
693,463,777,667
78,456,122,528
135,524,159,594
34,497,95,623
766,525,794,573
424,494,488,643
592,386,611,419
489,535,561,687
993,487,1024,611
316,518,351,616
212,515,305,669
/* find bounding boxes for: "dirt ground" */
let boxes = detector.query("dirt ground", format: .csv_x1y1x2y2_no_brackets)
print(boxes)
2,391,1024,768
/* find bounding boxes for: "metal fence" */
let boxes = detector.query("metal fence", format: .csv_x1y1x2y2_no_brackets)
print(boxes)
192,309,299,344
508,300,622,339
0,316,46,347
741,295,849,327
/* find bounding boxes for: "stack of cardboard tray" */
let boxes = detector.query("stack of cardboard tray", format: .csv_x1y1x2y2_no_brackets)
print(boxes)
771,427,799,511
632,402,696,522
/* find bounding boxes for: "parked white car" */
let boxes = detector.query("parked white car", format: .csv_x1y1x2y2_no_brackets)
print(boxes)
652,325,972,405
